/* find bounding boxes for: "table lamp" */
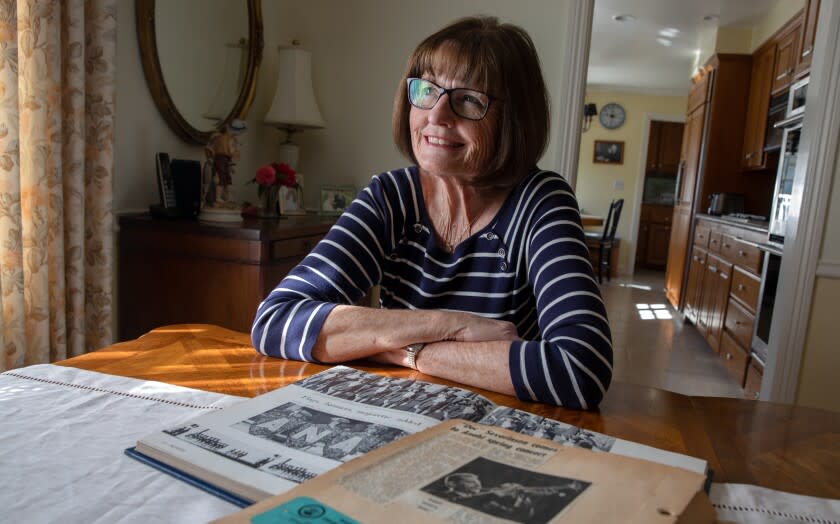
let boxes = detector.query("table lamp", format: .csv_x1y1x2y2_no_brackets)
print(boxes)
263,42,325,170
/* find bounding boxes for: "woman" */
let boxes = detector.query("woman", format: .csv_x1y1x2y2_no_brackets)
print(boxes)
252,16,612,409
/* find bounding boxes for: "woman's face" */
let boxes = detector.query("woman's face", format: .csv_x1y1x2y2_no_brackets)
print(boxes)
410,72,498,181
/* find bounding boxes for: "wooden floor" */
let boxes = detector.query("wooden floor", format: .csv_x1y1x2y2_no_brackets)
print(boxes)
601,269,745,398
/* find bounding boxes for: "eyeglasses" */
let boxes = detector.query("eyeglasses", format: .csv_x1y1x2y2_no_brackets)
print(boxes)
406,78,495,121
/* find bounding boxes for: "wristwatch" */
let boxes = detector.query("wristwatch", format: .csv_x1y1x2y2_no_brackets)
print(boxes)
404,342,426,370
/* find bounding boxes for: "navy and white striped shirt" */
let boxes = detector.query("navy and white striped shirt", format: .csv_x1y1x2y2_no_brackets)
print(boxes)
252,166,612,408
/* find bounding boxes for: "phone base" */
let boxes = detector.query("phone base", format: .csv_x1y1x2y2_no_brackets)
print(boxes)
149,204,194,219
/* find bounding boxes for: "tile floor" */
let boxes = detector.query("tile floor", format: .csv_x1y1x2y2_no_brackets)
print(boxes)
600,269,745,398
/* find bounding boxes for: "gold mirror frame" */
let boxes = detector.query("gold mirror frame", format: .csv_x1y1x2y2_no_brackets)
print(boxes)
135,0,263,145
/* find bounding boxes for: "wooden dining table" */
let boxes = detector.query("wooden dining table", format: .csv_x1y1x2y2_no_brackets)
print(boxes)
580,214,604,227
57,324,840,500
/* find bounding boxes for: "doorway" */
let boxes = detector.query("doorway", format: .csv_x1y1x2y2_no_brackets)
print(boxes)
635,120,684,272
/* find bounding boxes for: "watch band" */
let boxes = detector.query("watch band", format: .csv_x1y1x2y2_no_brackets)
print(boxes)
404,342,426,370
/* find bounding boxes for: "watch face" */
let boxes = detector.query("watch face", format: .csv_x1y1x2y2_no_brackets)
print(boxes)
599,103,626,129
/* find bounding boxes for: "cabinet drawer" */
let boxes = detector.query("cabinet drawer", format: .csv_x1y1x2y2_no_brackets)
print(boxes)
694,223,711,248
720,330,749,387
731,266,760,312
724,297,754,349
720,235,762,274
708,231,723,253
271,234,322,261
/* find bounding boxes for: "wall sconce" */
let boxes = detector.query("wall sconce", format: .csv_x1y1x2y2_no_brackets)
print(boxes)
582,103,598,132
263,41,325,170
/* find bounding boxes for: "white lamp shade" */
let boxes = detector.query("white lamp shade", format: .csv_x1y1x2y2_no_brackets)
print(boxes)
264,45,325,129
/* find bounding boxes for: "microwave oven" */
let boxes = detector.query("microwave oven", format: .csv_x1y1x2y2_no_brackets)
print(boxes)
787,76,808,118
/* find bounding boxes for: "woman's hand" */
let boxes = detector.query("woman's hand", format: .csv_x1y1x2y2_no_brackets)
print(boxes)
448,312,520,342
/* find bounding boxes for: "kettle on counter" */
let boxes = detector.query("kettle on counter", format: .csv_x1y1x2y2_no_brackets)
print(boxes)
707,193,745,215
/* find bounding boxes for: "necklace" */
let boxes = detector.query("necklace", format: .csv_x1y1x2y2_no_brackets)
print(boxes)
440,213,479,253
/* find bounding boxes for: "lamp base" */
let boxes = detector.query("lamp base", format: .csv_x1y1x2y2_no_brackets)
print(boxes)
278,140,299,171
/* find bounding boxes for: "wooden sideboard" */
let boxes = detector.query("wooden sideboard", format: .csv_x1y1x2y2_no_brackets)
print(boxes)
117,214,333,341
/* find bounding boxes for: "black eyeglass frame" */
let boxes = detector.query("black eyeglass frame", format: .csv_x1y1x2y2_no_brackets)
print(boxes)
405,77,497,121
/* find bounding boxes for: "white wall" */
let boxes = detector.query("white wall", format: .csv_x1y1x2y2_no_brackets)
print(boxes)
115,0,573,213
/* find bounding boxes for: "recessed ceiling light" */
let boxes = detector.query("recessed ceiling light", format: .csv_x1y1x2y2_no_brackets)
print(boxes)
659,28,680,38
656,38,673,47
703,14,719,22
612,14,636,22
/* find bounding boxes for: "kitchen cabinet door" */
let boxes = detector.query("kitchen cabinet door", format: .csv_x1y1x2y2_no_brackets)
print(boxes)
795,0,820,78
771,18,802,94
645,223,672,267
742,43,776,170
664,203,691,308
684,247,707,324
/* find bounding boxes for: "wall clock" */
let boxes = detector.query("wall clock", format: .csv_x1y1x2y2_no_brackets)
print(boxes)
599,102,626,129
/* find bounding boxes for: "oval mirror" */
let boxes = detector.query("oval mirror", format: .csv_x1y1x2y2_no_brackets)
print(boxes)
136,0,263,144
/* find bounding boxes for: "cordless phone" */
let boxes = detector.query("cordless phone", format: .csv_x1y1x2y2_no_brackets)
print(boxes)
156,152,177,208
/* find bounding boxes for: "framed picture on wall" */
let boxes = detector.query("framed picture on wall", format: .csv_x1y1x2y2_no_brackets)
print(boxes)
593,140,624,165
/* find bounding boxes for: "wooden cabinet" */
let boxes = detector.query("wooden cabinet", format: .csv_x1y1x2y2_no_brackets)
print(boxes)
664,204,691,307
795,0,820,78
742,43,776,170
771,16,803,94
683,247,707,324
686,217,767,394
664,54,752,309
118,214,333,341
646,121,684,175
636,204,672,269
744,359,764,400
697,253,732,352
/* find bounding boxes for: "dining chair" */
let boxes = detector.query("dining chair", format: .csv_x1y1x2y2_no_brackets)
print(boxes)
585,199,624,283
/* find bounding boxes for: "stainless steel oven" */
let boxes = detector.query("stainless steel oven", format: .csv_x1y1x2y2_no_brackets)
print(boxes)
751,247,781,365
768,121,801,243
768,76,807,245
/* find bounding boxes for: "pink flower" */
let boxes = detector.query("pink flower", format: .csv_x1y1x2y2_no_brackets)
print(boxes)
255,165,277,186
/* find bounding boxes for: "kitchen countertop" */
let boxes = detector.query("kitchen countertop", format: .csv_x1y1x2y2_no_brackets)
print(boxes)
695,213,770,234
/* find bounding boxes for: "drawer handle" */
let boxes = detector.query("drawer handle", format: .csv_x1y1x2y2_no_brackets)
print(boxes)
737,284,745,291
726,353,733,360
738,250,746,256
802,47,812,58
723,243,731,248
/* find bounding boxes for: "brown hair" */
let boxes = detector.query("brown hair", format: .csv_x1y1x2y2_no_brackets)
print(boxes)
392,16,550,186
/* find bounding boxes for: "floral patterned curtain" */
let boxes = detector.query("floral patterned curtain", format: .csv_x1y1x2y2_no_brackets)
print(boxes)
0,0,115,371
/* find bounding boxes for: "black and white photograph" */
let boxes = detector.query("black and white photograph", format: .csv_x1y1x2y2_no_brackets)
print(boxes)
296,367,495,420
593,139,624,165
232,402,407,462
163,423,318,483
421,457,590,523
479,407,615,452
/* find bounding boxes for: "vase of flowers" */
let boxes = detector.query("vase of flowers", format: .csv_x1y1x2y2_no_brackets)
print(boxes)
254,162,297,218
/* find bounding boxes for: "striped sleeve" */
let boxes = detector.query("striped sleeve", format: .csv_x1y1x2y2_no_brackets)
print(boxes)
508,175,613,408
250,173,396,361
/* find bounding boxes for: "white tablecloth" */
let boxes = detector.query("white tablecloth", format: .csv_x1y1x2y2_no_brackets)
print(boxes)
0,364,245,523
